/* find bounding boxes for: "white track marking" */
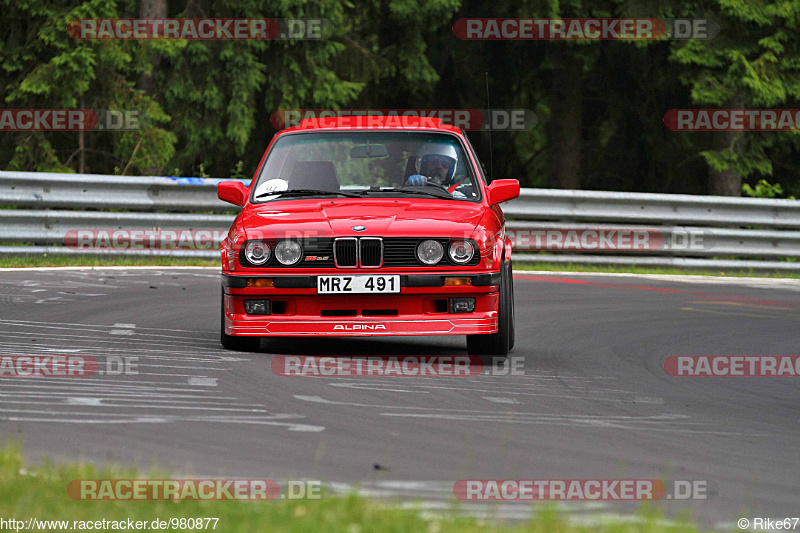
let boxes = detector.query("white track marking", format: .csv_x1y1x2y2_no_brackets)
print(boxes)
0,383,231,394
66,398,102,406
328,376,627,391
484,396,520,404
326,381,660,402
0,318,211,334
327,374,618,382
0,399,266,409
1,403,269,413
187,377,218,386
0,415,324,431
326,383,429,393
380,412,766,436
0,340,230,359
295,395,664,414
0,328,209,344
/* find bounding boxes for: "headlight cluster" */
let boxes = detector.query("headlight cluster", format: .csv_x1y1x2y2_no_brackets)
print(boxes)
448,240,475,263
416,239,475,265
416,240,444,265
244,241,270,265
274,240,302,265
242,240,302,266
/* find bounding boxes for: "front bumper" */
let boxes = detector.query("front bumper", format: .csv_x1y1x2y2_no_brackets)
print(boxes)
222,272,499,337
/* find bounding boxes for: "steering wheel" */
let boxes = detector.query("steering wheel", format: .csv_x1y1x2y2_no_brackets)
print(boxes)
423,180,450,193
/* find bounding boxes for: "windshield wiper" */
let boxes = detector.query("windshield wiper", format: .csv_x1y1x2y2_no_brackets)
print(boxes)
255,188,362,199
369,187,453,199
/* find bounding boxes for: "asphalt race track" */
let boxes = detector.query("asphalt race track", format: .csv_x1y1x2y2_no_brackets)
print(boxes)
0,267,798,529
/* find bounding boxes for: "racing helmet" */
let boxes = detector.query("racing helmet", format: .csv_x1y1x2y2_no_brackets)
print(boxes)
415,143,458,185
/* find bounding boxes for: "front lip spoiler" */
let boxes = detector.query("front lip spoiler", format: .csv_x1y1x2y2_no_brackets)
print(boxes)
221,272,500,289
226,316,498,336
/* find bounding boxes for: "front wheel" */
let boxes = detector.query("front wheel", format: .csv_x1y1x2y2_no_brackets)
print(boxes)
467,260,513,364
508,261,515,352
220,291,261,351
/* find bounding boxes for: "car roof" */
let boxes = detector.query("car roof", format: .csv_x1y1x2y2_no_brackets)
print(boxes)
280,115,463,135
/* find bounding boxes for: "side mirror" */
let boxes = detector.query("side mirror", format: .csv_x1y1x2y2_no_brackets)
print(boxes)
486,179,520,205
218,181,248,207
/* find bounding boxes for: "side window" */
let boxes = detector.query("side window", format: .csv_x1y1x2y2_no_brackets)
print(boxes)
464,133,488,185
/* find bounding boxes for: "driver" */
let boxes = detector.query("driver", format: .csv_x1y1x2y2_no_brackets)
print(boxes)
406,144,458,187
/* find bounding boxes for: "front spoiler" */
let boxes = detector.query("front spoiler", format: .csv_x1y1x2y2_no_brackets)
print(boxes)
225,316,497,337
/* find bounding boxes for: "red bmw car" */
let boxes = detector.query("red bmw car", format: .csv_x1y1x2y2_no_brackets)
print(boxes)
217,115,519,361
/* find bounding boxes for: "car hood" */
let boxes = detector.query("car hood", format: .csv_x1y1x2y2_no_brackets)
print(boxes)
240,199,485,239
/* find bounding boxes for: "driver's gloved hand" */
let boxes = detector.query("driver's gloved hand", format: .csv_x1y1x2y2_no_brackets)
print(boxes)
406,175,427,186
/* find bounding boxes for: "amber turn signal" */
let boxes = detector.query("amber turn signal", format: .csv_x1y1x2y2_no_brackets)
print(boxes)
247,278,275,288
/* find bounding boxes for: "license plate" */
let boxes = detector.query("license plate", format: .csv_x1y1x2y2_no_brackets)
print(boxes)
317,275,400,294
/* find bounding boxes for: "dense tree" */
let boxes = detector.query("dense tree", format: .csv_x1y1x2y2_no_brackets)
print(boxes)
1,0,174,174
669,0,800,196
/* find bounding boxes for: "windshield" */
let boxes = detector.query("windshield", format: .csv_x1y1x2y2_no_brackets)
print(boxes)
251,131,481,202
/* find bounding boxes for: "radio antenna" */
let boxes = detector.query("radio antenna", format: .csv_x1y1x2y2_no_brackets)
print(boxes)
485,72,495,179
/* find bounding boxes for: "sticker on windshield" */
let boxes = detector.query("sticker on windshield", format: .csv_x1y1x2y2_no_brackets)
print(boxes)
255,178,289,200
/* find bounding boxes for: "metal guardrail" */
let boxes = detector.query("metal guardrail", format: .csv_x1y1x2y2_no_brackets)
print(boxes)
505,188,800,229
0,210,233,243
1,171,799,271
0,170,245,212
506,222,800,259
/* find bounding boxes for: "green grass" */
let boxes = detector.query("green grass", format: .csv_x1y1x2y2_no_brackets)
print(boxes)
0,443,707,532
514,262,800,279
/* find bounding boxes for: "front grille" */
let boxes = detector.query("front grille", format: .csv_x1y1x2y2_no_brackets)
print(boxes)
360,238,383,267
334,238,358,267
383,238,481,267
334,237,384,268
383,238,424,267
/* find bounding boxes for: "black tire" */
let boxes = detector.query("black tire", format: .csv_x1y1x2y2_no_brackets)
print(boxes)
508,261,515,352
220,291,261,352
467,260,510,364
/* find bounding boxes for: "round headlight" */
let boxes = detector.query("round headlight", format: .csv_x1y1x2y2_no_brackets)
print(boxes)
416,239,444,265
449,240,475,264
275,240,302,265
244,241,270,265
